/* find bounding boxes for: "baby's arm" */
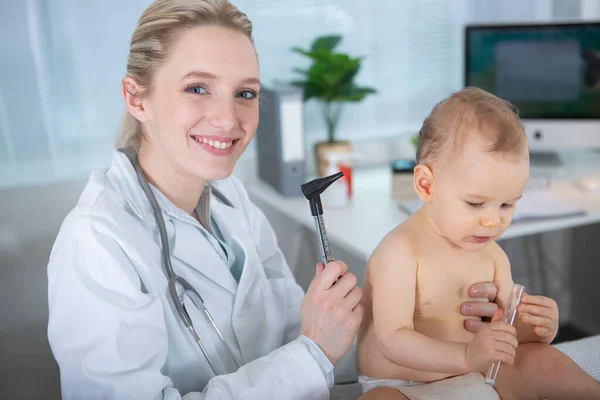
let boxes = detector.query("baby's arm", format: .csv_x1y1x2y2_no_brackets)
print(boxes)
370,231,471,374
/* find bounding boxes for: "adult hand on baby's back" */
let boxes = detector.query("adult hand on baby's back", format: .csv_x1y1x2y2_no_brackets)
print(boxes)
461,282,499,333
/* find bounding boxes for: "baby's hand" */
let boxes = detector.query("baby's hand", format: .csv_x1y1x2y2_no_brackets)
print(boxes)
517,293,559,344
465,310,518,373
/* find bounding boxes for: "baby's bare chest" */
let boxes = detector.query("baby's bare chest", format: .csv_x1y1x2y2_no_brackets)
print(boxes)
415,252,495,317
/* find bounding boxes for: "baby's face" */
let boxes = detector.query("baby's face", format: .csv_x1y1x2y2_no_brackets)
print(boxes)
430,142,529,251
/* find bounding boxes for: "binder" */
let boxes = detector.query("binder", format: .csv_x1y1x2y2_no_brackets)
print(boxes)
255,85,306,197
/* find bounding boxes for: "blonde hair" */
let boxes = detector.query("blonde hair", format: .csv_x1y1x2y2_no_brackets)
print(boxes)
416,86,527,167
116,0,254,150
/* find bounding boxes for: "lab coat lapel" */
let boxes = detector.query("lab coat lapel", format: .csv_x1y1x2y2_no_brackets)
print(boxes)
169,218,237,295
211,200,266,362
210,201,261,313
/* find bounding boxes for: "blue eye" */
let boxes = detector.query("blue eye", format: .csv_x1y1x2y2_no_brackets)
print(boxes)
185,85,207,95
237,89,258,100
467,201,483,208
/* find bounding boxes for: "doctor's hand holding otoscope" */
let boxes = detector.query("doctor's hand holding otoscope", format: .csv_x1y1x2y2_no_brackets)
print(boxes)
300,172,363,365
301,259,363,365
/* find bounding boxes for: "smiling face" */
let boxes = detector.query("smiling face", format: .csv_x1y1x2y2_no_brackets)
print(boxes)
136,25,260,184
416,138,530,251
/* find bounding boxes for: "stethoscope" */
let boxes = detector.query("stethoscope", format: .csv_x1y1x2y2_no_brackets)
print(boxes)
121,148,242,376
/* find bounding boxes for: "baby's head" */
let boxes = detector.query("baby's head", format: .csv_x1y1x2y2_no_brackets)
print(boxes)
414,87,529,250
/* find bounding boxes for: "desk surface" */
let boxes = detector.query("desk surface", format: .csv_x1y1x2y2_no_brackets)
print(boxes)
245,150,600,261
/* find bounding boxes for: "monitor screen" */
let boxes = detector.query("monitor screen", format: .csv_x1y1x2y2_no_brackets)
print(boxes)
465,22,600,119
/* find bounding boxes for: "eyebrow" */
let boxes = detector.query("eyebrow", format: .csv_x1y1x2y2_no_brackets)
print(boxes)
182,70,261,85
465,194,523,202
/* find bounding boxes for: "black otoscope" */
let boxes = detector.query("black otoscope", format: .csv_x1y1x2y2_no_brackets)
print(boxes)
300,172,344,264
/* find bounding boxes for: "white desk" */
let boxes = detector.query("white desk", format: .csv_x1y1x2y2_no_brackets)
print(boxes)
246,149,600,262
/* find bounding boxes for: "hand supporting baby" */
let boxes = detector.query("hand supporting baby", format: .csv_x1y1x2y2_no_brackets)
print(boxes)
461,282,500,333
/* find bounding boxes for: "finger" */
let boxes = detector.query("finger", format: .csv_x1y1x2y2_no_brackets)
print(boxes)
346,304,364,332
495,353,516,366
469,282,498,301
317,262,343,290
344,286,363,309
489,321,517,336
490,309,504,323
494,341,517,359
331,272,358,298
519,313,553,329
326,260,348,275
492,331,519,348
493,351,516,366
521,294,556,309
534,325,554,337
316,262,325,276
464,318,487,333
518,304,554,319
461,302,499,318
353,301,364,316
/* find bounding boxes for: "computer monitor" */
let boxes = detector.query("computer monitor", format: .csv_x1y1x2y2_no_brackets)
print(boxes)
465,22,600,165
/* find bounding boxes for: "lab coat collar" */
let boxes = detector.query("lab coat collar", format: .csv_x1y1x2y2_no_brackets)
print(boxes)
105,150,179,221
107,150,250,297
169,219,239,295
106,150,232,224
168,187,260,299
105,149,259,304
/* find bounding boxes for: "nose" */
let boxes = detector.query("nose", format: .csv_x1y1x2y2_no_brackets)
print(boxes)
208,98,236,131
480,213,504,229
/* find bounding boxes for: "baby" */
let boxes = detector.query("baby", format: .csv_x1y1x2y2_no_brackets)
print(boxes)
356,87,600,400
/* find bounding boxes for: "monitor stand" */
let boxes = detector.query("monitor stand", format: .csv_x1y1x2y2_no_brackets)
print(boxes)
529,151,563,167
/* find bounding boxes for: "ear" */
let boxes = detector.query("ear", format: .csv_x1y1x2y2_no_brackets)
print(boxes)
413,164,434,202
121,77,150,123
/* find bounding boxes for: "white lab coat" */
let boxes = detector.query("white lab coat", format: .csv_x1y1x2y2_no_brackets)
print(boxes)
47,151,340,399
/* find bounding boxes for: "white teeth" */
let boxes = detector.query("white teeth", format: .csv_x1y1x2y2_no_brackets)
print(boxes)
193,136,234,150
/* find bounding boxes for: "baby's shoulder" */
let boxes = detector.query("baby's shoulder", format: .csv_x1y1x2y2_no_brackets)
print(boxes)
382,221,418,249
482,240,506,263
368,223,419,268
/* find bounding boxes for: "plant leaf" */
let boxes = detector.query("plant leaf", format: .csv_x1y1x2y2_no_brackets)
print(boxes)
311,35,342,52
291,47,317,59
331,85,377,102
289,34,376,107
292,67,309,76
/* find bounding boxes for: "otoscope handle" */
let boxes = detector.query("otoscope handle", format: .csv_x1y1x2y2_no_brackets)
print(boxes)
313,214,333,264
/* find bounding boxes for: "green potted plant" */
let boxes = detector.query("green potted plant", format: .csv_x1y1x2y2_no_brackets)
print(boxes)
291,34,376,176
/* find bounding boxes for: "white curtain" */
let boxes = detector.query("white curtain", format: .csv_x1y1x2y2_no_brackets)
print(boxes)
0,0,586,188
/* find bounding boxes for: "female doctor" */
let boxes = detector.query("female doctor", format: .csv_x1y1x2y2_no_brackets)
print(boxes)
46,1,501,399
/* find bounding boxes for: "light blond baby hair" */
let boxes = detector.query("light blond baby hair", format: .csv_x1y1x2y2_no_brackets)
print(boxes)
416,86,528,167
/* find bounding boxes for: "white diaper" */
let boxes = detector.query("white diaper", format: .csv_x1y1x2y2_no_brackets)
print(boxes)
358,372,500,400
